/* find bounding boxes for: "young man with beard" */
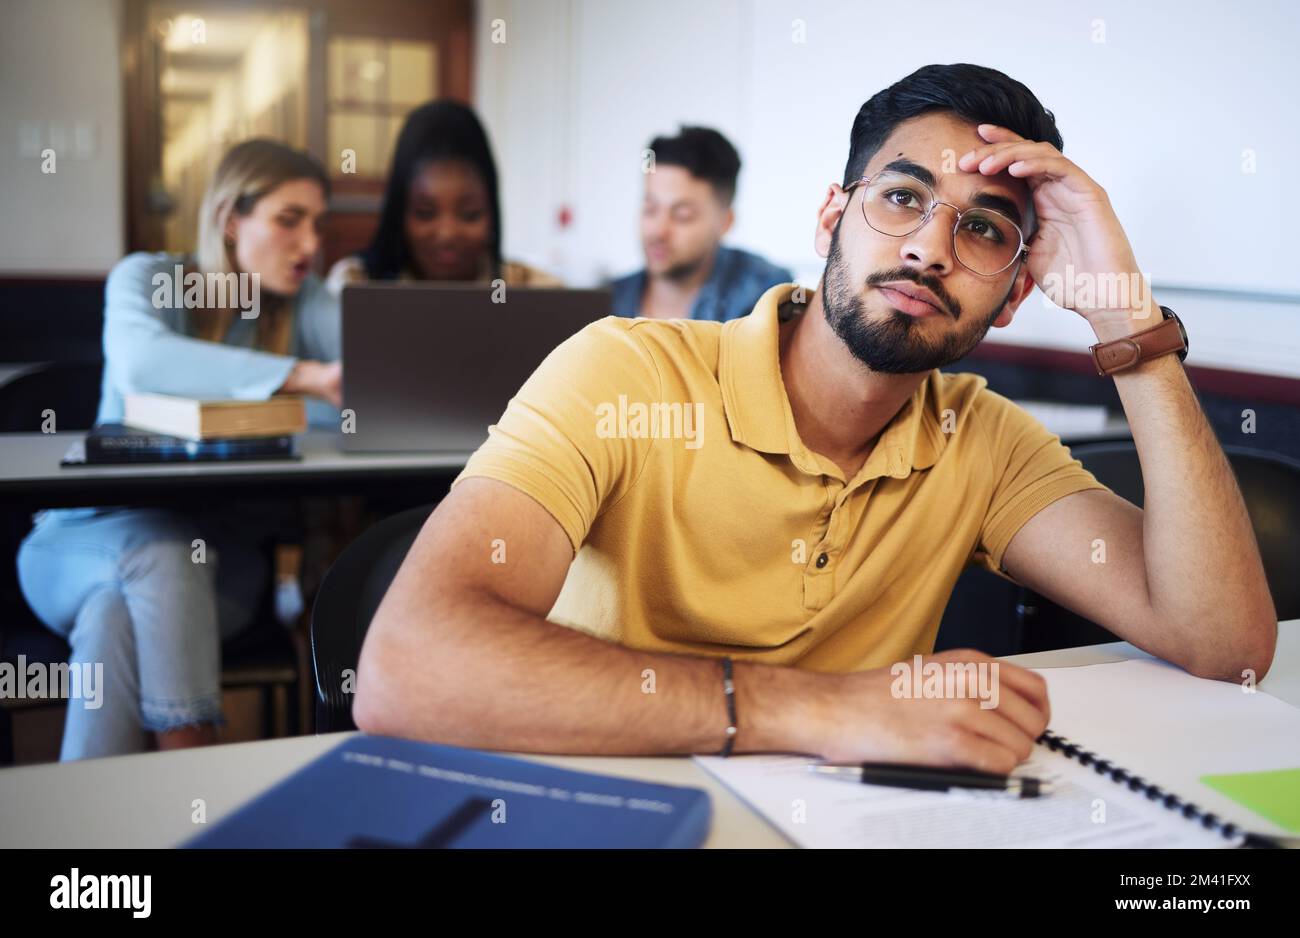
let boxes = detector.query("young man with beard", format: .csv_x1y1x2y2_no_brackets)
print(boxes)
609,126,792,321
354,64,1276,772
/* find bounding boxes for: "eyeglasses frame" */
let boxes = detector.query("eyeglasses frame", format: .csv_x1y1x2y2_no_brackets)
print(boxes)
842,170,1030,277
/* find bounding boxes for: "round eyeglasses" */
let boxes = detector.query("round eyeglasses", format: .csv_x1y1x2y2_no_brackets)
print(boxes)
843,170,1029,277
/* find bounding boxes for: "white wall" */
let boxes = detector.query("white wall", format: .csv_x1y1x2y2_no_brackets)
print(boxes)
1,0,1295,375
0,0,125,272
475,0,1300,376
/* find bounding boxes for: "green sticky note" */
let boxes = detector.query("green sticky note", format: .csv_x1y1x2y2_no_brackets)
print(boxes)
1200,768,1300,832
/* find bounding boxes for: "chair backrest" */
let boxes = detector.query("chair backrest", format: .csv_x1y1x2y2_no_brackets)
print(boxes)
310,504,434,732
0,276,106,362
0,361,103,432
1071,441,1300,621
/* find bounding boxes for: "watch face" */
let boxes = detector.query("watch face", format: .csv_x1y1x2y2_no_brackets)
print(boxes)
1160,306,1189,360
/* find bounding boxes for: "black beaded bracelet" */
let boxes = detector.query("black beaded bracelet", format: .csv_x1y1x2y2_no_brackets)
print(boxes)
719,656,738,757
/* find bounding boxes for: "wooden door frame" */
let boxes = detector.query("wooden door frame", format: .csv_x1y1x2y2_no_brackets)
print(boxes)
122,0,474,253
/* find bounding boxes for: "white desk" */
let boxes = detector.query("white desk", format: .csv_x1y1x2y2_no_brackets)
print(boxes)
0,429,473,507
0,400,1127,508
1,620,1296,849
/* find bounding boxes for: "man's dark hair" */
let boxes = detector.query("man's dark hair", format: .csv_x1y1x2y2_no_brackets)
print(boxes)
648,126,742,205
842,63,1063,188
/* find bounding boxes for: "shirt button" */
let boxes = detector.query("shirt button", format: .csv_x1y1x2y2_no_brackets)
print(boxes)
815,552,829,569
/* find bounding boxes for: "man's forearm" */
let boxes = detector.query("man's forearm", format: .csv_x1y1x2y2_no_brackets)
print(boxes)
1103,317,1277,677
354,592,826,756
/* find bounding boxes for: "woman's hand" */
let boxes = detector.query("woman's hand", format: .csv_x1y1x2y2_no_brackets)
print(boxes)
280,359,342,409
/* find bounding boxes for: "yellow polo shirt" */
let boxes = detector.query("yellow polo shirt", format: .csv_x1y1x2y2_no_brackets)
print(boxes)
451,283,1108,672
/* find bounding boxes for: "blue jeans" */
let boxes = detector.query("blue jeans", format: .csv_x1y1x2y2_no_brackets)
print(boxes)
16,507,270,761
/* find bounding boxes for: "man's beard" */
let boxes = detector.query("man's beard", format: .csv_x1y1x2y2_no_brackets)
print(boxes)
821,224,1015,374
653,249,711,283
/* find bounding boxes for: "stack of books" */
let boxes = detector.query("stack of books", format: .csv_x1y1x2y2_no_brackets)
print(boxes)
66,393,307,465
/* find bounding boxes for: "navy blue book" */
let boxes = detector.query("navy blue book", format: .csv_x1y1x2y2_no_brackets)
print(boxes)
61,422,297,465
185,735,712,849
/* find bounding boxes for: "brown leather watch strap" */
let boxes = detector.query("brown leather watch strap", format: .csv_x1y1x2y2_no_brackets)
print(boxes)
1089,316,1186,376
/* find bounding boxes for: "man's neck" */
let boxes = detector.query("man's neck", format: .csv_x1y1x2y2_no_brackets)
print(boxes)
778,286,929,480
639,249,717,319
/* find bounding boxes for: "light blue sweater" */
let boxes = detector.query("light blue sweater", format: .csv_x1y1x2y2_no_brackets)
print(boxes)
37,251,341,525
94,251,340,426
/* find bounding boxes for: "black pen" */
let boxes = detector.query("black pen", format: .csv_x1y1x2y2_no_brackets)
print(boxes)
809,762,1052,798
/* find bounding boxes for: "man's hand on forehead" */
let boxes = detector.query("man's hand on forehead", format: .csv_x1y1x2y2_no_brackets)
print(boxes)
957,124,1095,194
954,123,1152,333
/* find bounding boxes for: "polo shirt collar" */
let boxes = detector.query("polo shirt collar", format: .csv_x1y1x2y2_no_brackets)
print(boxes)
718,283,944,481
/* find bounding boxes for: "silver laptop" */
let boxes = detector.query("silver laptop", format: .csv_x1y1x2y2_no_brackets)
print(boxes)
340,282,611,452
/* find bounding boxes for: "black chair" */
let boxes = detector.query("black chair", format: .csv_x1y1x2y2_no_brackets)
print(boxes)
310,504,433,733
1017,441,1300,652
0,361,103,433
933,566,1026,657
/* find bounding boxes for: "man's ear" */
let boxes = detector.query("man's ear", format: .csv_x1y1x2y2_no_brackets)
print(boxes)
720,205,735,237
813,183,849,259
991,266,1036,329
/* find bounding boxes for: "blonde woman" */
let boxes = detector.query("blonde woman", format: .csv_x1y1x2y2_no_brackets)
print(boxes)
17,139,340,760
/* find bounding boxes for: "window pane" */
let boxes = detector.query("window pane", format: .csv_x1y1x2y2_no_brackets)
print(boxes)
329,37,385,105
389,41,437,106
329,113,385,177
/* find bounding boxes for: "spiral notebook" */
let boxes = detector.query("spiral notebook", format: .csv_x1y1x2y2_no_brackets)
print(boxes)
696,658,1300,848
1033,730,1282,847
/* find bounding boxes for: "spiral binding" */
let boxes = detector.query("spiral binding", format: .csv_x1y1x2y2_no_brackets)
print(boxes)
1037,729,1249,845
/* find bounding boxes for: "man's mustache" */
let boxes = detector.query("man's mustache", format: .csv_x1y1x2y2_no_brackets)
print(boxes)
864,267,961,321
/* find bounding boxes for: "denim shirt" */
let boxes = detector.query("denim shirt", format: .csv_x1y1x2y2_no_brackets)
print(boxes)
608,245,793,322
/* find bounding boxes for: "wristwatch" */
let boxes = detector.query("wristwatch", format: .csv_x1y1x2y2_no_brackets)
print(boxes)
1089,305,1188,376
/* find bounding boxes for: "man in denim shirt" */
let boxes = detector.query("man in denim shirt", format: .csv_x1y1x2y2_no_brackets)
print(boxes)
609,126,792,321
